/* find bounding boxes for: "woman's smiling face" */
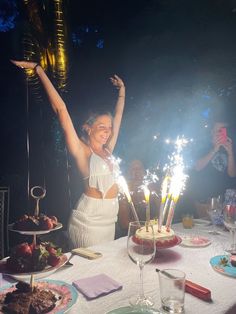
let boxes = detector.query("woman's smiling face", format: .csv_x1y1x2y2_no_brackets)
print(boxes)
89,114,113,145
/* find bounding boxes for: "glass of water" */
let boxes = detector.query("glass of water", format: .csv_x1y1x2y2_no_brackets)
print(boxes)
158,269,185,313
223,204,236,254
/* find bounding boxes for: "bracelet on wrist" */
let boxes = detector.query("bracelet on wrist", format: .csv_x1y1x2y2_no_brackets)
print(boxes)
118,95,125,98
33,63,39,70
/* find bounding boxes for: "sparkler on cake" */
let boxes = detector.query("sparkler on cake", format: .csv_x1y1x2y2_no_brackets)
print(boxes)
118,176,140,223
132,136,188,246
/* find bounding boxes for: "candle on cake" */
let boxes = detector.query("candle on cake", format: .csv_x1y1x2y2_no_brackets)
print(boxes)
165,164,184,231
158,176,169,232
143,185,151,231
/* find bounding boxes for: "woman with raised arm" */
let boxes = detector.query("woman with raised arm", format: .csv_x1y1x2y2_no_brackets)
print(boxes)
11,60,125,248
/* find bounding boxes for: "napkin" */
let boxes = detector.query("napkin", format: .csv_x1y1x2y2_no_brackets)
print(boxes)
0,274,12,288
72,273,122,300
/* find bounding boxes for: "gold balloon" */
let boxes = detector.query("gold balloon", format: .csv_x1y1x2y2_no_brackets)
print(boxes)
22,0,68,99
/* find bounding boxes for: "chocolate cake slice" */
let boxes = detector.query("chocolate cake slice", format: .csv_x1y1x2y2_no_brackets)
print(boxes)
30,289,57,314
2,281,57,314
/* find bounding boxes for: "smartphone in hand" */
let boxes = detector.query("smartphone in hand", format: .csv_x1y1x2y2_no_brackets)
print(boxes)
219,127,227,144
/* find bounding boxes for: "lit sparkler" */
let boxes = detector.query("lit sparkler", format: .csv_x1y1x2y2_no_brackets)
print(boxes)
117,176,140,223
150,135,190,233
163,136,189,231
165,163,186,231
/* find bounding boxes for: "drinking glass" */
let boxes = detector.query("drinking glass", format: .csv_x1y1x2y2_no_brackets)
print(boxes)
207,197,223,235
127,221,156,308
223,204,236,254
158,269,186,313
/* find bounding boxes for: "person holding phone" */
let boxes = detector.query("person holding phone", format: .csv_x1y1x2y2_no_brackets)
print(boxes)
195,121,236,177
179,116,236,219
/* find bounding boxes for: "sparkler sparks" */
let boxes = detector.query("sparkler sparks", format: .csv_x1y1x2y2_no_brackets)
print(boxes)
158,135,190,231
117,175,140,223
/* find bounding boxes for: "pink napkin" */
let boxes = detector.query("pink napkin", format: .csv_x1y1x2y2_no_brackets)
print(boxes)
72,273,122,300
0,274,13,288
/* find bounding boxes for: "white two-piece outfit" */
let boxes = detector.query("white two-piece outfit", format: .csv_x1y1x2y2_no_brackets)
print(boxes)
68,151,119,248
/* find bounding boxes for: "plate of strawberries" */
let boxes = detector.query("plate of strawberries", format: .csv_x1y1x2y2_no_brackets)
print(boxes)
8,214,62,235
0,242,67,281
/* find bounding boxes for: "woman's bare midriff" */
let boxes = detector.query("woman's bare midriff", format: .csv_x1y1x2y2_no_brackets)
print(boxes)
84,184,119,199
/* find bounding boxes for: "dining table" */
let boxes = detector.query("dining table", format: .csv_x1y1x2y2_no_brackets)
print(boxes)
1,220,236,314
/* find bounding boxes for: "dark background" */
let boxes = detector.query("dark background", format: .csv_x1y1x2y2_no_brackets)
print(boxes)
1,0,236,230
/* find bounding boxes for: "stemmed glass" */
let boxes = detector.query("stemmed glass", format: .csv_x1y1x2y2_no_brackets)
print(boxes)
127,221,156,309
223,204,236,254
207,197,223,235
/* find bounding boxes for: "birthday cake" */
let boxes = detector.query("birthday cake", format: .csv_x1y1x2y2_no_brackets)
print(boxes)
135,221,178,247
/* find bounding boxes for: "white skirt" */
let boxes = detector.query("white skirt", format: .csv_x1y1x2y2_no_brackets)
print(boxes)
68,194,119,248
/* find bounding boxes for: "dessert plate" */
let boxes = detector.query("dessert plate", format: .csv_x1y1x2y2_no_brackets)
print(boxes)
8,223,62,235
0,279,78,314
0,254,68,281
180,235,211,248
210,255,236,277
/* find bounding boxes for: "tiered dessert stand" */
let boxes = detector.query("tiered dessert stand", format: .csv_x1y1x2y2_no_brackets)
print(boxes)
6,186,65,284
0,186,78,313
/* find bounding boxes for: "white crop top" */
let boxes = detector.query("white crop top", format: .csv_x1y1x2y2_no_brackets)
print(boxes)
86,152,120,198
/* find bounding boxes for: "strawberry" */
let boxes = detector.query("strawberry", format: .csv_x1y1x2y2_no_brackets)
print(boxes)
19,214,29,221
31,244,49,271
29,242,36,252
46,247,57,255
14,243,32,257
47,254,60,267
39,217,54,230
49,216,58,227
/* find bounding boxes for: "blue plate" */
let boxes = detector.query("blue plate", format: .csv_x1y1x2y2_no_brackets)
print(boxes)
0,279,78,313
107,306,160,314
210,255,236,278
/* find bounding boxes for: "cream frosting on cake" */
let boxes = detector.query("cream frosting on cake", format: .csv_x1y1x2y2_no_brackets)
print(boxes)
135,221,175,243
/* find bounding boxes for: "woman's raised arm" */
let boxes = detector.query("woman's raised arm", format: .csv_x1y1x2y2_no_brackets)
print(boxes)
11,60,84,158
107,75,125,152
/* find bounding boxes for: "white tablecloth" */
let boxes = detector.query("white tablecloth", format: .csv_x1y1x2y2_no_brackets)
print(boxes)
3,222,236,313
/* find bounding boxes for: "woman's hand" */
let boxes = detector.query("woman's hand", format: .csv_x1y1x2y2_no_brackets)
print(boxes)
223,137,234,156
213,136,222,154
110,74,125,89
10,60,38,70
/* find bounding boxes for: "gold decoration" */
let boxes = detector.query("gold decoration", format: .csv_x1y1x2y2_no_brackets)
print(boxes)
22,0,68,99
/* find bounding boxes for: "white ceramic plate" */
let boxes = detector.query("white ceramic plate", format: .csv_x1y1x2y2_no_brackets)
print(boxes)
0,254,68,281
0,279,78,314
8,223,62,235
180,235,211,248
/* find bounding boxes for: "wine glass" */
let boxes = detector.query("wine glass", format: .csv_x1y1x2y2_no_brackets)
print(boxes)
207,197,223,235
127,221,156,309
223,204,236,254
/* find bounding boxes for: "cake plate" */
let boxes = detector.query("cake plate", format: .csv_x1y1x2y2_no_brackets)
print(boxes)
156,235,182,249
8,223,63,235
133,235,182,250
0,254,68,281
